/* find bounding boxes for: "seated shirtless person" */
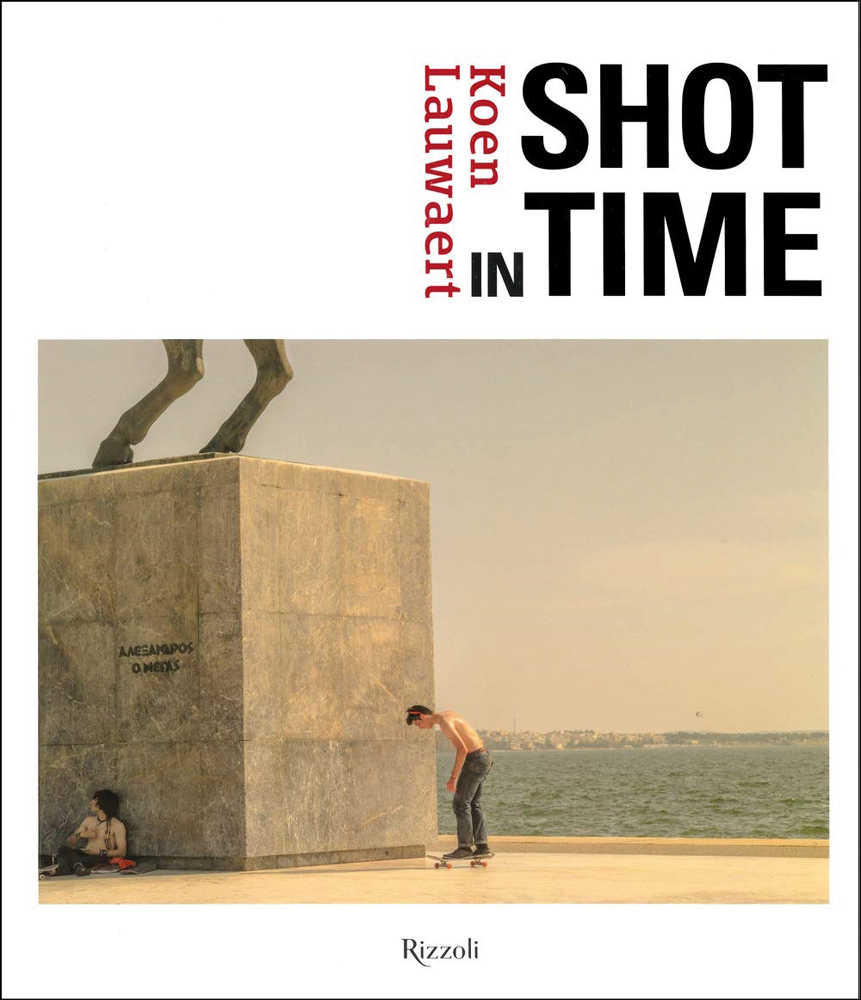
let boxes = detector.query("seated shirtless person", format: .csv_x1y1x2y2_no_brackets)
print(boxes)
51,790,127,876
406,705,493,860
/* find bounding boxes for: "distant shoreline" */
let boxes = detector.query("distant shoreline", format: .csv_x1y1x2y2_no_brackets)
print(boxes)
437,732,828,751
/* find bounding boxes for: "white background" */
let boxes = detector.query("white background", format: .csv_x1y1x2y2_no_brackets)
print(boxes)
3,3,857,997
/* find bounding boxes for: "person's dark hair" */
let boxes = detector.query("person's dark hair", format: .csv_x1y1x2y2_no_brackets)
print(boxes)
93,789,120,818
405,704,433,725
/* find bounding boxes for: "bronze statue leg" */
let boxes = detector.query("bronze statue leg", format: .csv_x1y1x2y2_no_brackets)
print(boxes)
200,340,292,454
93,340,205,468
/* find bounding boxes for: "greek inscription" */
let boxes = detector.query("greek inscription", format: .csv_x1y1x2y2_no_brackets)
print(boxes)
119,641,194,657
131,660,182,674
121,640,194,675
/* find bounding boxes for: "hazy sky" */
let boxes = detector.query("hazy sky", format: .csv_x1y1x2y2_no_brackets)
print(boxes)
39,339,827,733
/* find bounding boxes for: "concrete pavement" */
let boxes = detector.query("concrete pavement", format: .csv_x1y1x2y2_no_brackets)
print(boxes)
39,837,827,904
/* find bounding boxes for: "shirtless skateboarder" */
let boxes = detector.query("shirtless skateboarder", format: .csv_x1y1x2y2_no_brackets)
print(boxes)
48,790,128,876
406,705,493,860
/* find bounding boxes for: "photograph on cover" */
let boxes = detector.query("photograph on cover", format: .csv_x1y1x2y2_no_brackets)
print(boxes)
37,338,827,903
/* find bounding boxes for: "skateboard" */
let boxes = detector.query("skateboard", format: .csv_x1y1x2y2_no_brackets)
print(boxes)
119,860,157,875
427,852,495,869
39,859,158,878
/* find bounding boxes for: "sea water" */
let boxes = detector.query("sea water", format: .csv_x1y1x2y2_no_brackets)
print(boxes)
435,745,828,838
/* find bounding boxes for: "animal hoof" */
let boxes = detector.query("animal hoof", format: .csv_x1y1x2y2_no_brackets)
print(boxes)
93,436,134,468
200,430,246,455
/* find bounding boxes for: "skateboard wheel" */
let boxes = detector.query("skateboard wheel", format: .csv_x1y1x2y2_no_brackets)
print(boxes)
434,862,440,869
446,863,452,869
481,861,488,867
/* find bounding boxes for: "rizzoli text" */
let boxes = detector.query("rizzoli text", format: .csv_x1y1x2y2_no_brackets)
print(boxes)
402,938,479,967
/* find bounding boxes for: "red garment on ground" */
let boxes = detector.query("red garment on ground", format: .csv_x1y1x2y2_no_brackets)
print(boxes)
110,857,137,870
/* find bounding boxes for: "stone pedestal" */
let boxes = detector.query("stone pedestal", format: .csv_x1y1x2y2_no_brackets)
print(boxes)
39,455,437,869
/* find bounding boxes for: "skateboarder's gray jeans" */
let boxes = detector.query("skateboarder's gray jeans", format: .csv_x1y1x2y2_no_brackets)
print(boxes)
453,750,493,847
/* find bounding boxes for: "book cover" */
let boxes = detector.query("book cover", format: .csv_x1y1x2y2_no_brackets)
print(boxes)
5,3,858,998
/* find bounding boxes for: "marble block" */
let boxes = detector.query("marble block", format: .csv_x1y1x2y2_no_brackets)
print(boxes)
39,455,437,869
